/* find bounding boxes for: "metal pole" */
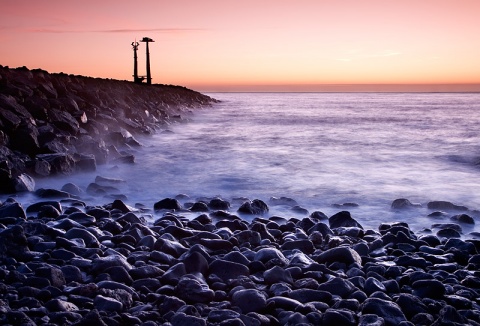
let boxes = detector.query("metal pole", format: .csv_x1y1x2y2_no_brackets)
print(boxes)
132,41,139,83
145,41,151,85
140,37,155,85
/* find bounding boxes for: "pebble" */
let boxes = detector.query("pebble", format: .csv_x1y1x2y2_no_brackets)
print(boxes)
1,195,480,326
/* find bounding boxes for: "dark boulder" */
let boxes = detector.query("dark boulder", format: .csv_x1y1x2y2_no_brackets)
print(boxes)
451,213,475,224
0,225,29,260
0,200,26,219
314,246,362,266
209,259,250,282
391,198,420,209
329,211,363,229
361,298,407,326
238,199,269,215
232,289,267,313
36,153,75,175
153,198,182,211
427,200,468,211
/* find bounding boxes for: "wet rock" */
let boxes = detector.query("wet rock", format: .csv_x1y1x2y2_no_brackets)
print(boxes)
92,255,132,274
190,201,209,212
281,239,314,254
254,247,289,267
264,265,293,284
45,299,79,312
394,293,428,319
94,294,123,313
266,296,303,311
232,289,267,313
288,289,332,304
391,198,420,209
329,211,363,229
238,199,269,215
36,266,66,288
323,308,356,326
314,246,362,266
317,277,356,298
451,213,475,224
175,275,215,304
154,198,182,211
432,305,468,325
64,227,100,248
358,314,385,326
209,259,250,282
427,200,468,211
361,298,407,326
171,312,207,326
0,225,29,260
154,238,188,258
437,228,461,238
412,279,445,299
208,198,231,210
0,200,26,219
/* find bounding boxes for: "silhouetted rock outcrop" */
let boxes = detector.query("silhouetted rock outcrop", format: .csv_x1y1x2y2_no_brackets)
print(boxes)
0,65,217,193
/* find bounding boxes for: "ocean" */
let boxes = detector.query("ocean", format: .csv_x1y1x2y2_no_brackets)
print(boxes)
31,92,480,235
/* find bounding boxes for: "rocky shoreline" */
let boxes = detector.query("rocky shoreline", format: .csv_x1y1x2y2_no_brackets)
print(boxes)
1,192,480,325
0,65,217,194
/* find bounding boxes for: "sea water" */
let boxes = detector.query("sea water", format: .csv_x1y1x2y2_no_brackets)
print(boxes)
31,92,480,234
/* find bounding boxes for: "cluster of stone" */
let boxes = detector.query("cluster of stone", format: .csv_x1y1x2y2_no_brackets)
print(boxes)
1,193,479,325
0,65,216,193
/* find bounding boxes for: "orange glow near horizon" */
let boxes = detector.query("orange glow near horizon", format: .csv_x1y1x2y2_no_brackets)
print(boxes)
1,0,480,92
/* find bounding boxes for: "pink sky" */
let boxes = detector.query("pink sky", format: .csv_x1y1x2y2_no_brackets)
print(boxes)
1,0,479,92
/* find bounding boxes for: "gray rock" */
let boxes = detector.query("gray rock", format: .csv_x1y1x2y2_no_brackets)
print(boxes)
391,198,419,209
263,265,293,284
314,246,362,266
45,299,79,312
171,312,207,326
412,279,445,299
281,239,314,254
153,198,182,211
64,227,100,248
288,289,332,303
427,201,468,211
92,255,132,274
364,277,386,295
209,259,250,282
361,298,407,326
35,266,66,288
254,247,289,266
323,308,356,326
358,314,385,326
451,213,475,224
129,265,164,279
232,289,267,313
266,296,303,311
238,199,269,215
0,201,26,219
329,211,363,229
175,275,214,304
317,277,356,298
432,305,468,325
94,295,123,313
394,293,429,319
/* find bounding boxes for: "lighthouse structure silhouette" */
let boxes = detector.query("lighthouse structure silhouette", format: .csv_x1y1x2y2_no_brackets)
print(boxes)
132,37,155,85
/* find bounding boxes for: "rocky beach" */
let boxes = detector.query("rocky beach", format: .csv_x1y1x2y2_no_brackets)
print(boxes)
1,66,480,325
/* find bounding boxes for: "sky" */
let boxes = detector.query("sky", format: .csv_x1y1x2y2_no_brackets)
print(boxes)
1,0,479,92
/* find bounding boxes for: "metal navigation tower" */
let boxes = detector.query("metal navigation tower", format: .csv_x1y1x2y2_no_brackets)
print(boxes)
140,37,155,85
131,40,142,83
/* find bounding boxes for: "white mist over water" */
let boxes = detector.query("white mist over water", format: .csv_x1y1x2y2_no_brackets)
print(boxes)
29,93,480,234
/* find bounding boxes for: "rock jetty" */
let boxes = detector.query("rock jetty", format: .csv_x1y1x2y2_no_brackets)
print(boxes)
1,195,480,325
0,65,217,194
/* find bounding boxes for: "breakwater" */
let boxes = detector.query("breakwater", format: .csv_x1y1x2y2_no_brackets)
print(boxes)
0,65,216,193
